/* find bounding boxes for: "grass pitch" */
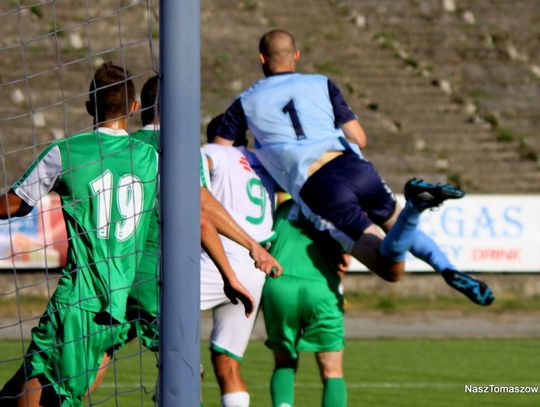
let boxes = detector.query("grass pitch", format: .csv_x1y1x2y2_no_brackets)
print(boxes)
0,338,538,406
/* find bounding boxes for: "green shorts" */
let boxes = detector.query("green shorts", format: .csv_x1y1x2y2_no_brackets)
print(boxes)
23,299,124,406
115,309,159,352
262,275,345,359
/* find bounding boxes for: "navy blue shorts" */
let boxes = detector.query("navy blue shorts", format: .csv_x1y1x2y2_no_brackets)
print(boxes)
299,151,396,248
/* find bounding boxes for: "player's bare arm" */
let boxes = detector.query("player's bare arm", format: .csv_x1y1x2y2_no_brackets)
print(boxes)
201,186,282,277
201,209,255,317
341,119,367,149
0,191,26,219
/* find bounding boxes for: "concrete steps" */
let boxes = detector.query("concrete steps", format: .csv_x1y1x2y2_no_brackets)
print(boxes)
336,0,540,192
1,0,539,193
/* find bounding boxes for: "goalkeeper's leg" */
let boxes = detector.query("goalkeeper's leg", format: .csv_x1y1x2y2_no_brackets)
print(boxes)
381,204,495,306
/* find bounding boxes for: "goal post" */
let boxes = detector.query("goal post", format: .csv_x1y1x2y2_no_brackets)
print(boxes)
159,0,201,405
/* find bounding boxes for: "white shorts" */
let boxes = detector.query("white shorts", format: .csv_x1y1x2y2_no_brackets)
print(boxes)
200,249,265,360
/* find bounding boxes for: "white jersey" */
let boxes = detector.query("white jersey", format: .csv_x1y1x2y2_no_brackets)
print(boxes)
200,144,275,359
202,144,275,245
200,143,275,299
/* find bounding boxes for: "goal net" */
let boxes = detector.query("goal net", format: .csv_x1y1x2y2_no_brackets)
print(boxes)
0,1,162,405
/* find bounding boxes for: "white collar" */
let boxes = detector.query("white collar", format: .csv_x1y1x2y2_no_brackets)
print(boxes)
142,124,160,131
97,127,129,136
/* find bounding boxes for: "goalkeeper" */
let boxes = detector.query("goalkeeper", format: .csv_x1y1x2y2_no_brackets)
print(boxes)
214,29,494,306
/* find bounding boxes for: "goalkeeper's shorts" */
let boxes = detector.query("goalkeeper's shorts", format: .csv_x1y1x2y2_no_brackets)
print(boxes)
299,151,397,252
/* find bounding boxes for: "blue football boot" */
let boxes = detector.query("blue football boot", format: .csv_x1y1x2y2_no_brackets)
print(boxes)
442,269,495,306
405,178,465,211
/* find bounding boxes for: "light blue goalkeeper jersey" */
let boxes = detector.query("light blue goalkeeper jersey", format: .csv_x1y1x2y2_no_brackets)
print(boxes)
220,73,362,202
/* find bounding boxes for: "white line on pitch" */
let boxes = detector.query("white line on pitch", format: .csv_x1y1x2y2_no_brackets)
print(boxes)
99,381,458,390
201,382,457,390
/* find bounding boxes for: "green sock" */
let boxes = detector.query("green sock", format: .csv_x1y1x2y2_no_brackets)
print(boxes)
271,367,295,407
323,377,347,407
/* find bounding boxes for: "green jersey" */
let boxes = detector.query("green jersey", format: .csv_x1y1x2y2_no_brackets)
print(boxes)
13,128,158,322
130,125,160,252
270,200,343,285
130,125,159,150
130,125,209,187
123,126,160,350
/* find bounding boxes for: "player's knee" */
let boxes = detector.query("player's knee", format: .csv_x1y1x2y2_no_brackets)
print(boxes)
320,366,344,380
385,267,403,282
371,262,404,282
317,351,344,380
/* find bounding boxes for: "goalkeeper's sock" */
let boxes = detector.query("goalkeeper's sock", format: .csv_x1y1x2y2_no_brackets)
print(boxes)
322,377,347,407
221,391,250,407
380,202,420,261
271,367,295,407
410,230,454,272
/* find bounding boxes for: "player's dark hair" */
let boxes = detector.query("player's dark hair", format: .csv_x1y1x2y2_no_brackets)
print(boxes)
88,62,135,123
207,114,248,147
206,114,224,144
141,75,159,125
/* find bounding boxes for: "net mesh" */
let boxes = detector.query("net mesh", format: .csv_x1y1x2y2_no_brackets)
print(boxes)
0,1,160,405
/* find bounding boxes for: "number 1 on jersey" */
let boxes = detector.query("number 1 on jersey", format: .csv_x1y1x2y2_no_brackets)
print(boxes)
282,99,306,140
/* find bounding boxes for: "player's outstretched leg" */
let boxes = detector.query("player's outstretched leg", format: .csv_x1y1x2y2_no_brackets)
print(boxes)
404,178,465,211
442,269,495,306
380,179,465,264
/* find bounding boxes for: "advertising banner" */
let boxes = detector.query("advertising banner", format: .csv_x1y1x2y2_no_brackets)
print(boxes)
1,194,539,272
349,195,540,272
0,194,68,269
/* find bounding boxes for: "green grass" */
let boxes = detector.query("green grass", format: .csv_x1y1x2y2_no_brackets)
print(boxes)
0,340,159,406
3,291,540,320
1,339,539,406
201,339,540,407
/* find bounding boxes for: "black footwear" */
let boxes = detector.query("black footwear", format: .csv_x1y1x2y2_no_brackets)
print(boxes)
404,178,465,211
442,269,495,306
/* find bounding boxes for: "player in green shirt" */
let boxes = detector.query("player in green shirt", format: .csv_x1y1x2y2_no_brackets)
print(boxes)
262,196,349,407
0,63,158,407
121,75,161,352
